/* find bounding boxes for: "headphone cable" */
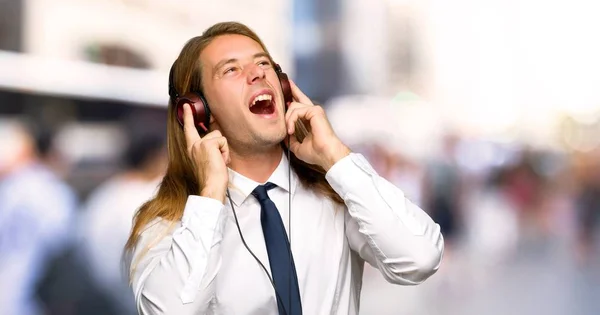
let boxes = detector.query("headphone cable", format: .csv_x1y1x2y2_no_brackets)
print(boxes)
287,134,293,314
227,189,289,315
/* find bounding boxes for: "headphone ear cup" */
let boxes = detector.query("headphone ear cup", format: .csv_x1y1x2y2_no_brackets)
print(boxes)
275,64,293,110
175,93,210,133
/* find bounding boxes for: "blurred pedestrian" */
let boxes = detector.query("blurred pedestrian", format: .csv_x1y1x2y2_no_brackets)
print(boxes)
0,119,77,315
77,132,167,314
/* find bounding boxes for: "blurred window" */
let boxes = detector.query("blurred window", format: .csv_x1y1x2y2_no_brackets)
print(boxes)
83,44,151,69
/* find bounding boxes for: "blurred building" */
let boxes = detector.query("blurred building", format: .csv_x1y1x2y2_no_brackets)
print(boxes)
0,1,294,314
0,0,294,197
338,0,430,97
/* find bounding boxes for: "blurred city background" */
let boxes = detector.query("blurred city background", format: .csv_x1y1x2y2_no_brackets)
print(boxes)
1,0,600,314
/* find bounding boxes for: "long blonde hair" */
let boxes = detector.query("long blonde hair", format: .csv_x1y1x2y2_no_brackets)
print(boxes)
124,21,343,269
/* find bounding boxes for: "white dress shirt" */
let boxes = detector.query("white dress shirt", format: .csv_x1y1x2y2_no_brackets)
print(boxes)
129,153,444,315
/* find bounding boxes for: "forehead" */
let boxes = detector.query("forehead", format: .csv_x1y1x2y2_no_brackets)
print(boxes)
200,34,266,66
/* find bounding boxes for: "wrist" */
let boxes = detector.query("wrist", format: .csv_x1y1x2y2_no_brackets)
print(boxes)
200,184,227,203
321,142,351,172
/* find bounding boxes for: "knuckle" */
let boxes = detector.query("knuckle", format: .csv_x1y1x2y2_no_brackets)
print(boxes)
199,139,211,149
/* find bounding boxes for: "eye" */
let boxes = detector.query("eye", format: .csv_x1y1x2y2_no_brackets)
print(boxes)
223,67,238,75
258,60,271,67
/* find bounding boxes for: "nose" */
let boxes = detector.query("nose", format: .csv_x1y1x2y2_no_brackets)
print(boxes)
246,63,266,85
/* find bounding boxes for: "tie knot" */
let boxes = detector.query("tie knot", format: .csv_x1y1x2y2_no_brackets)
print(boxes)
251,182,277,202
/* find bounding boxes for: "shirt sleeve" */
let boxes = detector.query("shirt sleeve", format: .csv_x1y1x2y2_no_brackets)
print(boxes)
325,153,444,285
129,195,227,314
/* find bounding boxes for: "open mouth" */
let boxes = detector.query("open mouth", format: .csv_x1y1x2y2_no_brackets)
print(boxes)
249,91,275,115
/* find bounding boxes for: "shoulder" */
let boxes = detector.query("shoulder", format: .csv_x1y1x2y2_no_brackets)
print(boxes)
138,217,177,241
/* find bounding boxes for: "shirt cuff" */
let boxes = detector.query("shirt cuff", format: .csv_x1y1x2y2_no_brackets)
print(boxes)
181,195,225,241
325,153,378,199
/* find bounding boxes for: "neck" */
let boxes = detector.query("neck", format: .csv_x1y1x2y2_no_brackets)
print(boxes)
228,145,283,183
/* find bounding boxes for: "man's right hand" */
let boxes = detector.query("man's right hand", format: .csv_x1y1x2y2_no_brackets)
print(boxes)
183,103,230,203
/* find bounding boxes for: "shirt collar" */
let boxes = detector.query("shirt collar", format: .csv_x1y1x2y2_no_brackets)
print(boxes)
226,152,298,206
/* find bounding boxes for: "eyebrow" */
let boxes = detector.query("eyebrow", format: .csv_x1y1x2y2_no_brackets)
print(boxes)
212,52,271,74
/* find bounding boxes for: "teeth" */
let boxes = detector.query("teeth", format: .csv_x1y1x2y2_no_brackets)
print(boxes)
251,94,273,107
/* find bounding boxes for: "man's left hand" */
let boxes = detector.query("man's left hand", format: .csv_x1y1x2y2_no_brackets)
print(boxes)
285,80,351,172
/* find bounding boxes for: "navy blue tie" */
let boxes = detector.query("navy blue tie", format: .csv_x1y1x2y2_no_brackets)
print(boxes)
251,183,302,315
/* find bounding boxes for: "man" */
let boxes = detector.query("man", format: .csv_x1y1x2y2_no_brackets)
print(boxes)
125,21,444,315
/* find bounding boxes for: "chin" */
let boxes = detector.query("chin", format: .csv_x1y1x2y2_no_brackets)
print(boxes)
254,129,287,147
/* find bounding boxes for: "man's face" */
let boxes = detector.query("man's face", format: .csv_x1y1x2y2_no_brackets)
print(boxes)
200,34,287,152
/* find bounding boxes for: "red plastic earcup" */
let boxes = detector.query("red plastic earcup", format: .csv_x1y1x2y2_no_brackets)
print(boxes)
175,93,209,133
279,72,293,107
275,64,293,109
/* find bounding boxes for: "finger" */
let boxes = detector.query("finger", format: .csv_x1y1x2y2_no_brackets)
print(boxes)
284,101,309,122
286,105,315,134
286,106,309,134
289,80,313,105
202,132,228,163
204,136,230,162
215,136,231,165
223,149,231,165
286,101,309,110
285,101,312,129
200,129,222,140
183,103,201,147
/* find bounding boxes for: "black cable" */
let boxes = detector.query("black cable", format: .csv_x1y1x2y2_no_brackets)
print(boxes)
287,134,293,315
227,189,288,315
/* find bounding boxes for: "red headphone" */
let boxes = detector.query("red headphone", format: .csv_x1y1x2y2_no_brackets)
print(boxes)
169,62,293,134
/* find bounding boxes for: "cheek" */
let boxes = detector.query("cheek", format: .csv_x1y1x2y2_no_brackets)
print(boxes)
208,84,244,117
265,74,283,107
212,107,241,129
267,73,281,92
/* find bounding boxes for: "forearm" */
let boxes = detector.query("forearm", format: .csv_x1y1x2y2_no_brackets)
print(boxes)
326,153,444,284
130,196,226,314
